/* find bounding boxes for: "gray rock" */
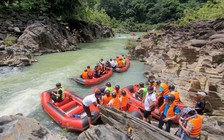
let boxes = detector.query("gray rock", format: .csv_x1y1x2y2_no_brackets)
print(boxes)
13,27,21,33
190,39,207,47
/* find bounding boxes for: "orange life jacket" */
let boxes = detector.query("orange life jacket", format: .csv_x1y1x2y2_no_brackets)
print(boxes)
159,102,176,119
170,91,180,104
148,82,156,88
117,60,123,67
87,68,94,77
81,71,88,79
115,57,119,63
119,56,124,60
188,114,202,137
111,97,121,109
102,95,112,106
113,89,121,97
160,83,169,96
120,95,129,108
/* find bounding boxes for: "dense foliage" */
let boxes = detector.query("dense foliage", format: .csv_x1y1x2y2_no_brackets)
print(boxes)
0,0,223,32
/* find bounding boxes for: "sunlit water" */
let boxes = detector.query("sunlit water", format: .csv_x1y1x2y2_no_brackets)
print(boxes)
0,33,148,138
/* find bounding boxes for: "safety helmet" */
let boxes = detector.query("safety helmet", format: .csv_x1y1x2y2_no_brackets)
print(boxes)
95,90,101,96
168,85,175,90
105,90,110,95
148,79,154,83
56,82,61,87
115,85,120,90
121,90,126,96
112,91,116,98
147,86,154,91
164,94,175,102
106,82,111,87
139,82,144,87
156,80,161,85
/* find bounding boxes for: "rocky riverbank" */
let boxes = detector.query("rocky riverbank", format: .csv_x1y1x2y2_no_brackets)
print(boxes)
0,10,114,67
0,114,67,140
128,19,224,139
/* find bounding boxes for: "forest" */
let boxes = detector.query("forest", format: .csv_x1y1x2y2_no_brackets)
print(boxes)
0,0,223,31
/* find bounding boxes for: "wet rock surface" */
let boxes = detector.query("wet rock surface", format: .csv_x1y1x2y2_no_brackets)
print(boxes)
128,19,224,139
0,114,67,140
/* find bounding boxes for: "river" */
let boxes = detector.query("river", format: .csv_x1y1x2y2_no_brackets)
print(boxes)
0,33,148,138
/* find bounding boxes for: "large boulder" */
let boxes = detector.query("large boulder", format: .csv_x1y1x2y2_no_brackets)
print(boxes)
0,114,67,140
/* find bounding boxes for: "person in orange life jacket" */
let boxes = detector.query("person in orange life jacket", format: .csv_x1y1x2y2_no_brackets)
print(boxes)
119,90,130,111
107,91,121,110
81,69,88,79
179,108,202,140
115,56,119,63
83,91,101,127
114,85,121,97
168,84,181,104
51,82,65,103
158,94,180,132
101,90,112,106
148,79,157,92
100,63,107,75
195,91,206,115
143,86,157,124
87,66,94,79
117,58,124,68
156,80,170,107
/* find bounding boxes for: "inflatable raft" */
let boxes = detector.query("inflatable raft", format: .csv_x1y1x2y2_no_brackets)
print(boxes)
122,84,186,123
93,87,143,119
41,89,100,131
115,58,130,73
72,68,113,86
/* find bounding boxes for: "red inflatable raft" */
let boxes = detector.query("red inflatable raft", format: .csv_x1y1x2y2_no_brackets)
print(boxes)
41,89,100,131
93,87,143,119
115,58,130,73
72,68,113,86
122,84,186,123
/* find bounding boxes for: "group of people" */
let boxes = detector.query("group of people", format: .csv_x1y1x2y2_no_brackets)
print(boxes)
51,80,205,140
133,80,205,140
80,55,127,79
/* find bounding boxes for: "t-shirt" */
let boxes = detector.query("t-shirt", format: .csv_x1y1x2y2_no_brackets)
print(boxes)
110,60,116,67
144,92,156,111
83,94,97,107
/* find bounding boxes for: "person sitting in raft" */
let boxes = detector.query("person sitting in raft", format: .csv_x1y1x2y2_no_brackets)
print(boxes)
100,63,108,75
82,91,101,127
113,85,121,97
94,64,101,78
117,58,124,68
51,82,65,103
158,94,180,132
104,82,113,94
143,86,157,124
81,69,88,79
168,84,181,104
87,66,94,79
101,90,112,106
121,55,126,65
107,91,121,110
195,91,206,115
115,56,119,63
178,108,203,140
156,80,170,107
148,79,157,92
109,58,116,69
99,58,105,65
119,90,130,111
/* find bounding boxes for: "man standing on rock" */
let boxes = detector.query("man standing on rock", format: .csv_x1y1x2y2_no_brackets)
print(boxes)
82,91,101,127
158,94,180,132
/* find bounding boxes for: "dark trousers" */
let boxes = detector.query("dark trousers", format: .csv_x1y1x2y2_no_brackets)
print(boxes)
158,96,164,107
51,94,62,103
158,115,172,132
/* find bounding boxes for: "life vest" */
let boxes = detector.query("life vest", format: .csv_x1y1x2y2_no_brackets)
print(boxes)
120,95,129,108
87,68,94,77
188,114,202,137
81,71,88,79
140,87,147,97
58,87,65,100
160,83,169,96
148,82,156,88
159,102,176,119
105,87,114,93
117,60,123,67
115,57,119,63
111,97,121,109
102,95,112,106
113,89,121,97
122,58,126,65
170,91,180,104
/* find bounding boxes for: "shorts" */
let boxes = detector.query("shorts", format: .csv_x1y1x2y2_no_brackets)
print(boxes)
144,110,152,118
83,105,91,117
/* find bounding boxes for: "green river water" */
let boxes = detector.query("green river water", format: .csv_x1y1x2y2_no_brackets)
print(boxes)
0,33,148,138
